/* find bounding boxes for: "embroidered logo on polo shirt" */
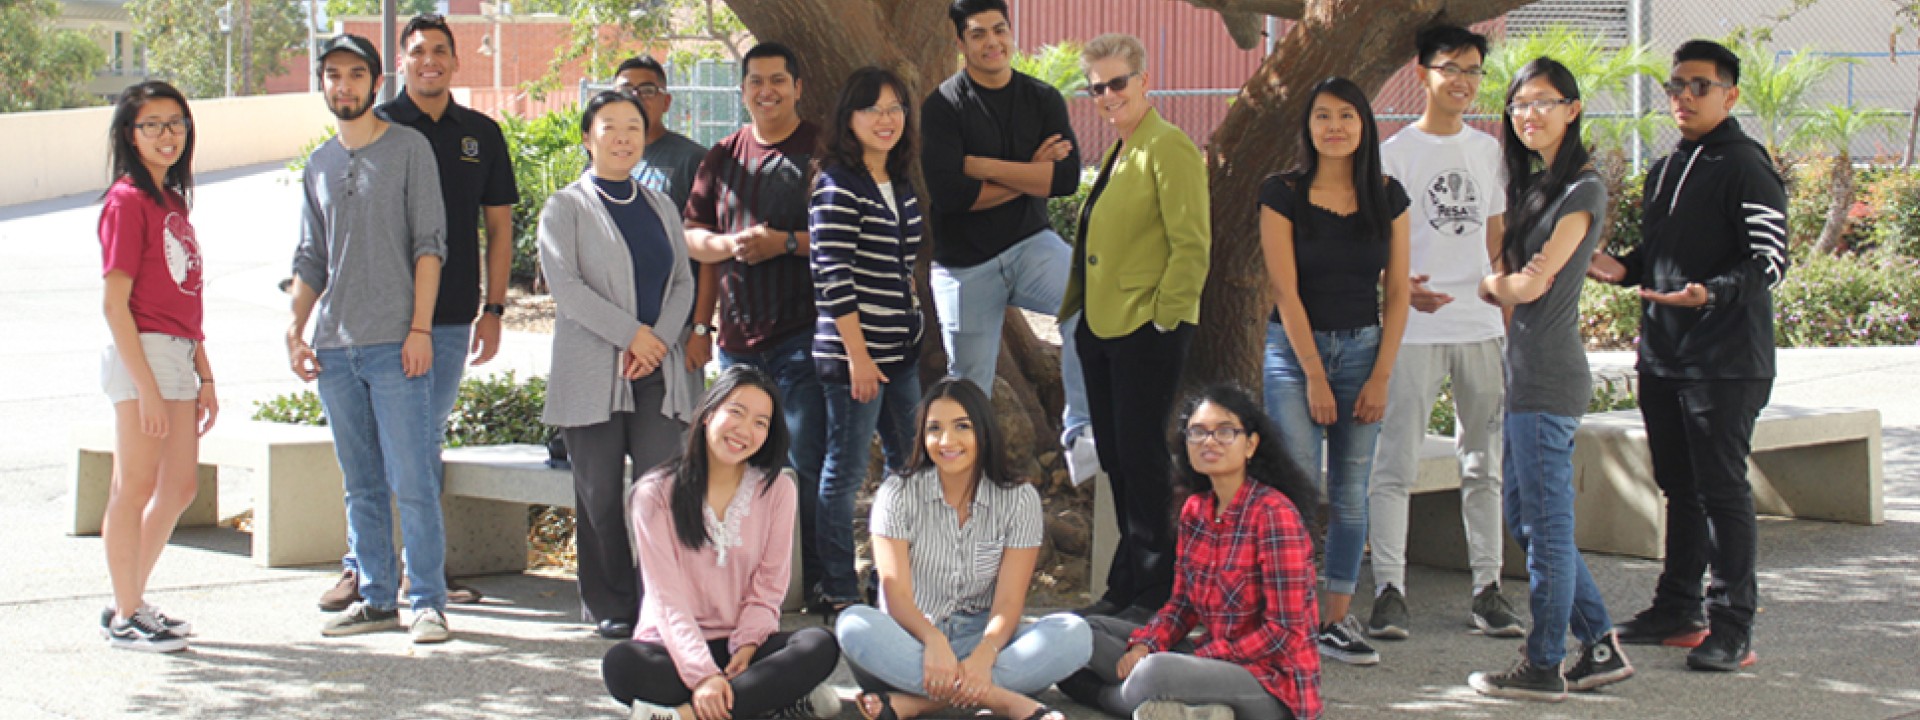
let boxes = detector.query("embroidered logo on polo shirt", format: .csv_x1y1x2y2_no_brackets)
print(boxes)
461,136,480,162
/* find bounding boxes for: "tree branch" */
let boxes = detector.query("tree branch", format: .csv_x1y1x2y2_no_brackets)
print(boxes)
1170,0,1307,19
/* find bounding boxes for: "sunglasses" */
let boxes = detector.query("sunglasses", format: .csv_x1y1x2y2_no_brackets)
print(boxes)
1085,72,1140,97
1662,77,1733,98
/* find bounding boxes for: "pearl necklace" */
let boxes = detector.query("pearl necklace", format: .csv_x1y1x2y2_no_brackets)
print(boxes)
593,177,638,205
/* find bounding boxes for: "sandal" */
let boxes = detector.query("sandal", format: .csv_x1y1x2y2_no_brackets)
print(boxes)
856,691,899,720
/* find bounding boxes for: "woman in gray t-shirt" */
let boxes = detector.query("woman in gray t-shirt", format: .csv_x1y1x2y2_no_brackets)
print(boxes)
1468,58,1634,702
834,378,1090,720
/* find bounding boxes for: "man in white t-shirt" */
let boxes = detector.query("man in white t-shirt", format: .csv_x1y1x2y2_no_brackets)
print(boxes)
1365,25,1526,641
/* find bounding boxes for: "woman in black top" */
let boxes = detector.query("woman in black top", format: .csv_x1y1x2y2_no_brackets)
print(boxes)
1257,76,1410,667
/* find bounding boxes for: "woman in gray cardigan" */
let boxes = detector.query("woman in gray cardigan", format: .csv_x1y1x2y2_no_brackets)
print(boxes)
538,91,698,639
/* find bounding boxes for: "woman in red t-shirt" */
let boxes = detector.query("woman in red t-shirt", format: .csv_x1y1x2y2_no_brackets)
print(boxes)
96,81,214,653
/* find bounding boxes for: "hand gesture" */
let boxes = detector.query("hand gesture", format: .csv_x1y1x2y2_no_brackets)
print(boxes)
287,333,321,382
1409,274,1454,313
731,225,787,265
952,649,995,708
1032,134,1073,163
1640,283,1709,308
626,325,668,379
1307,376,1337,426
1587,252,1626,283
691,674,733,720
921,640,961,704
1355,376,1389,424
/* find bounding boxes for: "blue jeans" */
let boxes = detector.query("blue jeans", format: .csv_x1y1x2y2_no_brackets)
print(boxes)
836,604,1093,697
1503,411,1611,667
1263,322,1382,595
930,229,1090,445
718,331,828,597
315,342,447,612
818,371,921,601
343,324,468,574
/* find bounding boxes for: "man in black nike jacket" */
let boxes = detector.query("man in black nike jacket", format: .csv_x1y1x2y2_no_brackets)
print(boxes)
1589,39,1788,673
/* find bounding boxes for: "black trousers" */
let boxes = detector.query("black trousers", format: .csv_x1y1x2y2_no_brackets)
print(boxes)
563,374,684,624
1638,374,1772,630
1077,321,1193,610
602,627,839,716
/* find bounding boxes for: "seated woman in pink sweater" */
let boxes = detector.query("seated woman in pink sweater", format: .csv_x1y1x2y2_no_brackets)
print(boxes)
603,366,842,720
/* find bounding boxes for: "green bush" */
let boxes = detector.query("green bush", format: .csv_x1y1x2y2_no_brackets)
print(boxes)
1772,252,1920,347
1046,170,1096,241
1863,166,1920,260
1786,157,1832,258
501,109,588,285
1603,171,1645,255
252,371,550,447
1580,280,1642,351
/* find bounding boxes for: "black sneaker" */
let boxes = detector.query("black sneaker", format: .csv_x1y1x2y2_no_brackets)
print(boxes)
1367,585,1410,639
318,568,362,612
1686,622,1757,672
1317,615,1381,665
1471,583,1525,638
320,601,401,637
106,607,188,653
1565,631,1635,691
101,605,191,638
1469,657,1566,702
1614,605,1708,647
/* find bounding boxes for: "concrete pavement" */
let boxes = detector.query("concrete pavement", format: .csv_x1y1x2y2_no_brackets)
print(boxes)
2,166,1917,719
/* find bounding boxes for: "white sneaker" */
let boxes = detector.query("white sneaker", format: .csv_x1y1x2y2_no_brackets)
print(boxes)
1067,432,1102,486
1133,700,1234,720
628,699,678,720
409,608,451,644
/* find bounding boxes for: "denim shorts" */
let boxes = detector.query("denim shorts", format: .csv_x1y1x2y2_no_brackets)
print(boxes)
102,333,200,403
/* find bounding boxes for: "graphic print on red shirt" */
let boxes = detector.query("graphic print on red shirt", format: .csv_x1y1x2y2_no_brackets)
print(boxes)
99,177,204,340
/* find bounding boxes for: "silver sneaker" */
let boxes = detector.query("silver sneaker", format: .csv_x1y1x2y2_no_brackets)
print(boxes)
1472,583,1526,637
1134,700,1234,720
410,608,451,644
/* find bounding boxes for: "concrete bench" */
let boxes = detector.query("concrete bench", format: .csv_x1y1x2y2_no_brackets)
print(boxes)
1572,405,1884,559
70,420,347,567
439,444,807,611
1088,435,1525,598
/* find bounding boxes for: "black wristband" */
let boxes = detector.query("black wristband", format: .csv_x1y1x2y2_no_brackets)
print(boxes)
483,303,507,317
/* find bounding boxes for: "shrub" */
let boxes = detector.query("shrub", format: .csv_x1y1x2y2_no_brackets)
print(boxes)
1580,280,1642,351
1863,166,1920,260
1046,170,1096,241
1786,156,1833,257
1603,171,1645,255
252,371,550,448
1772,252,1920,347
501,109,588,286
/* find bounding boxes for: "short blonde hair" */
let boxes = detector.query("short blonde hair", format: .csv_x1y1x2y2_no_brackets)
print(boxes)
1081,33,1147,76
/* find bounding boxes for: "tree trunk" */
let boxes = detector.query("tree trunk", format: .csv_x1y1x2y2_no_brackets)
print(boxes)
239,0,255,96
1188,0,1532,392
1815,151,1855,254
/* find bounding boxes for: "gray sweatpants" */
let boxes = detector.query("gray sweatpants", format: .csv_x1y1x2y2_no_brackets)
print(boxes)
1367,339,1507,592
1058,615,1292,719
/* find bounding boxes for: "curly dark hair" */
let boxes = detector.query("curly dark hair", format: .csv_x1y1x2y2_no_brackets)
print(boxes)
1168,383,1318,525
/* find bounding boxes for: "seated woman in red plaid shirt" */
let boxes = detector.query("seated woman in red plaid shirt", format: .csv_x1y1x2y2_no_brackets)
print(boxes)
1060,384,1324,720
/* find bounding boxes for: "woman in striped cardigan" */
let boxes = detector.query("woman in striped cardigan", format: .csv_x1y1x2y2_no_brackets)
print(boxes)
806,66,927,613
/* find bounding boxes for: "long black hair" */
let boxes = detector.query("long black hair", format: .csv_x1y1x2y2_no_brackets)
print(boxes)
1273,76,1392,242
901,377,1017,490
820,66,916,182
106,81,195,209
1500,57,1590,273
1169,384,1317,525
662,366,790,551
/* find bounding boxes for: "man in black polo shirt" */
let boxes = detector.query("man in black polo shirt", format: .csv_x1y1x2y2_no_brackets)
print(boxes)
316,13,519,612
921,0,1097,492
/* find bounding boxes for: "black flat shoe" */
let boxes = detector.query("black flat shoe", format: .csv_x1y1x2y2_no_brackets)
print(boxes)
596,618,634,640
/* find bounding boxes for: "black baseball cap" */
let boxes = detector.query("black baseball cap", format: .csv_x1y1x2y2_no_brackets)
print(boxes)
316,34,383,79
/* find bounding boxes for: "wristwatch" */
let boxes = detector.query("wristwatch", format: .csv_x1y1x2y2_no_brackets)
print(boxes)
785,231,799,255
692,322,714,337
482,303,506,317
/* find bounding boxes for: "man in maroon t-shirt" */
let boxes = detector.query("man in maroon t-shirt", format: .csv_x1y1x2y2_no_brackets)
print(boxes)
681,42,836,608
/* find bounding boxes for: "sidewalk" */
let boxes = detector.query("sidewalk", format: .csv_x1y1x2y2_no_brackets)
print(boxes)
2,167,1917,719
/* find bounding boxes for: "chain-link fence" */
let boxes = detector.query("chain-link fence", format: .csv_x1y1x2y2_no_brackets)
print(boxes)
579,59,748,149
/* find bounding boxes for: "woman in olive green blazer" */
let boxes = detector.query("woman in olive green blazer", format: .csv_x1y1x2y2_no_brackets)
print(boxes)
1063,33,1212,618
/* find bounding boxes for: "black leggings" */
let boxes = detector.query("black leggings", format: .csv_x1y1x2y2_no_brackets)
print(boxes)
603,627,839,716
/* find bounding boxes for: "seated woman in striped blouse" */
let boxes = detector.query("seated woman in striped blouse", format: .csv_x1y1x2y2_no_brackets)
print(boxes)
807,66,927,615
836,378,1090,720
604,366,841,720
1061,384,1326,720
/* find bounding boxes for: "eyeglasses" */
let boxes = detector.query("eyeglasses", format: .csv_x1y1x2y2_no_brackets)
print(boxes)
1424,63,1486,80
855,104,906,120
1507,97,1577,115
619,83,664,98
1085,72,1140,97
133,118,191,138
1183,426,1246,445
1662,77,1733,98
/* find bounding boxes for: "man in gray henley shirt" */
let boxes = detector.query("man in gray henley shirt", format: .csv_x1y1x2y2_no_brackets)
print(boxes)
286,34,452,644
